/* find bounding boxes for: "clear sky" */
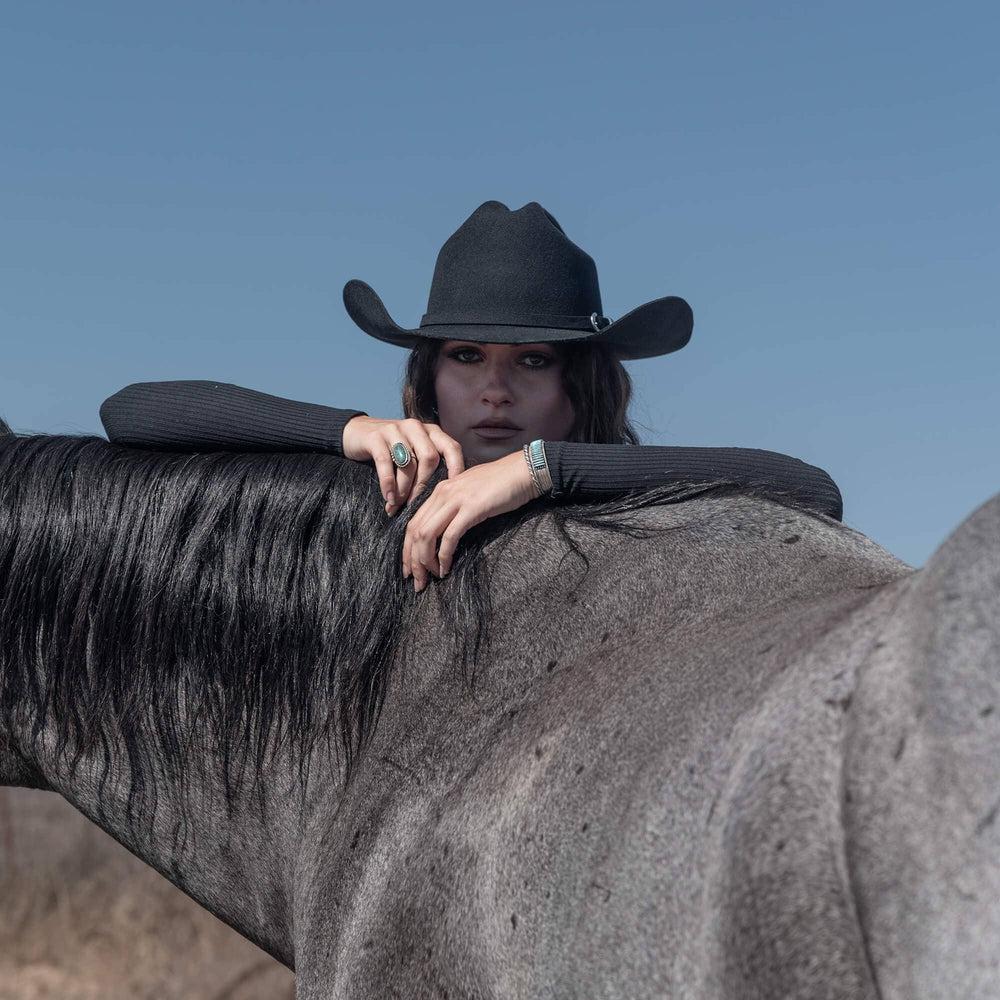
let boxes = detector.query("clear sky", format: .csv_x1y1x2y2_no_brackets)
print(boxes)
2,1,997,567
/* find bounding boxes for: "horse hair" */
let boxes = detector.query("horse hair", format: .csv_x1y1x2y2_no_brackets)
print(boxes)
0,433,828,819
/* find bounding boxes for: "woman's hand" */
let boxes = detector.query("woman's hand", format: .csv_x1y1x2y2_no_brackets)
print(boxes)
403,449,540,593
342,415,465,514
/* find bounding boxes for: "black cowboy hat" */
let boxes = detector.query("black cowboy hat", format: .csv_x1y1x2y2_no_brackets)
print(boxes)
342,200,693,361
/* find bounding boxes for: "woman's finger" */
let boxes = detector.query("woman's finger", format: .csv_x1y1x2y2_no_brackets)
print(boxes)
404,505,434,589
401,419,442,504
402,512,415,578
393,461,416,510
402,490,437,578
436,506,482,577
370,439,401,508
406,507,440,589
425,425,466,479
382,426,417,509
407,497,471,592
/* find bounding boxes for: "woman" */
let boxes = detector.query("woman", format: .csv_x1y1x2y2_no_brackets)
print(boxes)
101,200,843,593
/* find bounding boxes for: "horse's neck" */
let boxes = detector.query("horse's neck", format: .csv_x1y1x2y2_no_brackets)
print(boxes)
23,721,300,967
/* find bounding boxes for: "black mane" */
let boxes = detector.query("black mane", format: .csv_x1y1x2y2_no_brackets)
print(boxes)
0,433,827,818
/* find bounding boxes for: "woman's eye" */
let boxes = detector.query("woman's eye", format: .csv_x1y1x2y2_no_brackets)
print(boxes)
448,349,481,363
520,353,553,368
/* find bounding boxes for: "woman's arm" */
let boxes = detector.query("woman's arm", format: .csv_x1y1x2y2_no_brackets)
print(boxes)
99,380,367,456
402,442,844,593
544,441,844,521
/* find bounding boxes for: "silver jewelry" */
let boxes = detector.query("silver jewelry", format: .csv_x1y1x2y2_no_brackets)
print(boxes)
589,312,612,332
523,439,553,495
390,441,413,468
522,444,543,496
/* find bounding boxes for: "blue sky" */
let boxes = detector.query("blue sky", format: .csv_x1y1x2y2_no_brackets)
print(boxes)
2,1,997,566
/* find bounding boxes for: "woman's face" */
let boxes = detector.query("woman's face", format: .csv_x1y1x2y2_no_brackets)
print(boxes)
433,339,576,466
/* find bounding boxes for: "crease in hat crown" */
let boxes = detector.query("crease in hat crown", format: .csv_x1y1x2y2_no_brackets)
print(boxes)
342,199,694,361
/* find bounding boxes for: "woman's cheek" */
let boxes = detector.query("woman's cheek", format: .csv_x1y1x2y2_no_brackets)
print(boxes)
535,376,575,433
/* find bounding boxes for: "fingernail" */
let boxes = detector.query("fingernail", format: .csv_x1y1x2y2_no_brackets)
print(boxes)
386,491,396,505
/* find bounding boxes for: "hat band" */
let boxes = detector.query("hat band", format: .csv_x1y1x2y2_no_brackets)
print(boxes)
420,311,604,331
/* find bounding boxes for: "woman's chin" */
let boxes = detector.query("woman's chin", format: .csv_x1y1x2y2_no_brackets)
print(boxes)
463,437,524,466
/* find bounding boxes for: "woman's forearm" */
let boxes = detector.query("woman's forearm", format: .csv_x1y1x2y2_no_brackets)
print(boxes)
100,380,367,456
544,441,844,521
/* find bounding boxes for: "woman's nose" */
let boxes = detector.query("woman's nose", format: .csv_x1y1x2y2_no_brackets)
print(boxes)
480,366,514,404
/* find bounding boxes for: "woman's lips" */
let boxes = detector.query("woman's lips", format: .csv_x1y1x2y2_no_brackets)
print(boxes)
472,426,521,440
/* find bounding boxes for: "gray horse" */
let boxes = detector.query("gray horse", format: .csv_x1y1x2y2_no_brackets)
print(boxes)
0,431,996,999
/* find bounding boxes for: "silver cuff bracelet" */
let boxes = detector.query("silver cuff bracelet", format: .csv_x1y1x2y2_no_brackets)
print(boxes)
523,439,553,496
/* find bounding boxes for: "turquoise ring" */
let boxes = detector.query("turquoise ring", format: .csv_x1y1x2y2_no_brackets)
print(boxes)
390,441,413,468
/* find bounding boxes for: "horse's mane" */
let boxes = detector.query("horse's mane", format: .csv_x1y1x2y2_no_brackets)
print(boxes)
0,433,830,819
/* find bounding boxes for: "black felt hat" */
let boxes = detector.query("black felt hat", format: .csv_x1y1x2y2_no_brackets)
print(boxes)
342,200,693,361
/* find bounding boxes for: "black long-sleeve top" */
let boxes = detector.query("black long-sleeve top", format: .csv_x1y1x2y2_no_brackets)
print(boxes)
99,380,844,521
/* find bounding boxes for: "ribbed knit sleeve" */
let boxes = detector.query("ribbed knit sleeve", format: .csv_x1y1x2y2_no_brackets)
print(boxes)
99,381,367,456
545,442,844,521
98,382,843,521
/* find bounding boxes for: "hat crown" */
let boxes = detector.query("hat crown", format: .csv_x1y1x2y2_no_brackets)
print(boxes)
423,201,603,324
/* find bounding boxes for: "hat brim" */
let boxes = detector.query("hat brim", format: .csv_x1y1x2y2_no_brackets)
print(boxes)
343,278,692,361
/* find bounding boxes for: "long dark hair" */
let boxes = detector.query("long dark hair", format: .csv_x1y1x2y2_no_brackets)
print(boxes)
400,339,640,445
